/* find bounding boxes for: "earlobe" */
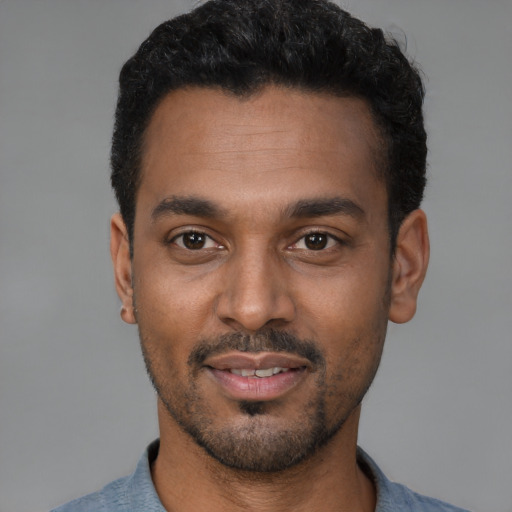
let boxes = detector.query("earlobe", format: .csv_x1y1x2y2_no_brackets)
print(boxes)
110,213,137,324
388,209,430,324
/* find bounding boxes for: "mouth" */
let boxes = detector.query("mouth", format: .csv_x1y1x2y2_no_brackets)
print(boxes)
204,352,310,401
228,367,293,377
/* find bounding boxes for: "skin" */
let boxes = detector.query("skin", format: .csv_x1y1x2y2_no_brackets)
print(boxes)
111,86,429,512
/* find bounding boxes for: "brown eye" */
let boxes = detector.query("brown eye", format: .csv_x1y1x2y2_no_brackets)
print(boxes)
290,232,339,252
304,233,329,250
183,232,206,249
173,231,219,250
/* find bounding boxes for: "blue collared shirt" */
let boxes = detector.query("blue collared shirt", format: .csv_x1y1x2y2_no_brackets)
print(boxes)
51,440,471,511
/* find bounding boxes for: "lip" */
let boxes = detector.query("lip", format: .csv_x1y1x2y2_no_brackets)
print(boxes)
204,351,312,371
204,351,311,401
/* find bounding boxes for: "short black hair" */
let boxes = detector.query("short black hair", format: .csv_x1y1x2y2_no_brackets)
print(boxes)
111,0,427,249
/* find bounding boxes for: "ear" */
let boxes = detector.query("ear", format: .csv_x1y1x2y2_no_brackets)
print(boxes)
388,209,430,324
110,213,137,324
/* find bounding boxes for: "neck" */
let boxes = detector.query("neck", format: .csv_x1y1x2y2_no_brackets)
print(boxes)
152,402,375,512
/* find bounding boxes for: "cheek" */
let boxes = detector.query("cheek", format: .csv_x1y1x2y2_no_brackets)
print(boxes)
298,262,390,373
318,287,388,402
299,263,390,332
132,261,216,352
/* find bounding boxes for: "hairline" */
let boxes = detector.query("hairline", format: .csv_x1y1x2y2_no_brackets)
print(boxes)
127,83,393,249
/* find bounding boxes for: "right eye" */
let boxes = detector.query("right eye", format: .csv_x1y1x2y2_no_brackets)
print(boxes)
171,231,221,250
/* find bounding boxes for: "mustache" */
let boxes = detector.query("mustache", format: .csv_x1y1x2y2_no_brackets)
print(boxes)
188,329,325,368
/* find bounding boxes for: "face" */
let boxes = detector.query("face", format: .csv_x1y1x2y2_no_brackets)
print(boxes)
112,86,423,472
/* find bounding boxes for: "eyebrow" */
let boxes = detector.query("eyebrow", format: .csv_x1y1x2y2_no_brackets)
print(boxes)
151,196,225,221
151,195,365,223
286,197,365,220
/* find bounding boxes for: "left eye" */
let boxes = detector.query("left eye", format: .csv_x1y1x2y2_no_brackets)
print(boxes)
292,233,338,251
172,232,220,250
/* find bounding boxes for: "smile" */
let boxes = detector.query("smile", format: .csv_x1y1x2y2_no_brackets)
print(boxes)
228,367,291,377
203,352,310,401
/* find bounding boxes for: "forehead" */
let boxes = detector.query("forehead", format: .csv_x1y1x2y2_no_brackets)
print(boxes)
139,86,386,220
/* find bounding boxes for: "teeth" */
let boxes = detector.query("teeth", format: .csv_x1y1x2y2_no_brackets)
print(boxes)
229,367,290,377
255,368,274,377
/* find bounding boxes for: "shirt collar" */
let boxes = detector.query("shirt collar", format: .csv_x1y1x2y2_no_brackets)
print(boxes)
127,440,397,511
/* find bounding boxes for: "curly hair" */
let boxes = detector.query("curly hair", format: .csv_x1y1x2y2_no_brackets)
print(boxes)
111,0,427,249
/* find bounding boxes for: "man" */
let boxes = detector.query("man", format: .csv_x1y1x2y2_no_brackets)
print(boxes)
52,0,469,510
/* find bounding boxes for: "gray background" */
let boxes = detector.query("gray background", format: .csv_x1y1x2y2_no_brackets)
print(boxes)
1,1,511,511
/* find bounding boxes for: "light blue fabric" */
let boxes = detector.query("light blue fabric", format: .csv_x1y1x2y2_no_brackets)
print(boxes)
51,440,471,512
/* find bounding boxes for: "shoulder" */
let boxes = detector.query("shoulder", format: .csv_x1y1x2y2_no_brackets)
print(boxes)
385,480,472,512
50,439,163,512
357,447,472,512
50,475,129,512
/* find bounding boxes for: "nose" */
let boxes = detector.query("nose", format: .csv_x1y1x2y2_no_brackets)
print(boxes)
215,245,295,332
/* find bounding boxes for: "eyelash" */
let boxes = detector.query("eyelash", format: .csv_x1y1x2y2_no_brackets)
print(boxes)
289,231,342,251
168,229,344,252
169,230,222,250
